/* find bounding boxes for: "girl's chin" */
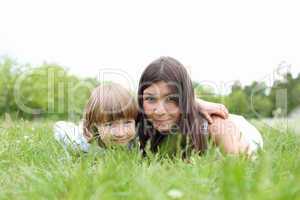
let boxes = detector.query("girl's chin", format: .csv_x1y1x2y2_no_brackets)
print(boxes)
154,125,172,133
113,140,131,145
154,124,179,134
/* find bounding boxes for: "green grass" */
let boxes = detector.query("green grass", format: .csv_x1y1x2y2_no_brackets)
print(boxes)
0,119,300,200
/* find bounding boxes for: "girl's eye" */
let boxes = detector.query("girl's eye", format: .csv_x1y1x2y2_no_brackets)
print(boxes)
166,95,179,103
123,120,133,126
144,96,156,102
125,120,131,124
104,122,112,127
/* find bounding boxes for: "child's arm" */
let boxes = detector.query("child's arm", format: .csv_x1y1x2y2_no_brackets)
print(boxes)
208,114,263,155
196,98,229,124
208,115,251,155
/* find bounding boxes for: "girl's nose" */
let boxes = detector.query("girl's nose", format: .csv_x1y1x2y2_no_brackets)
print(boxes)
154,101,167,115
112,127,126,137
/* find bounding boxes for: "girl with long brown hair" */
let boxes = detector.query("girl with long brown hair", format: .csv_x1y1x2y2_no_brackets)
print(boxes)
137,56,263,157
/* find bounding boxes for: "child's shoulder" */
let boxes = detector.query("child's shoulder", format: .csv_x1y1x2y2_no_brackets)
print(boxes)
228,114,264,151
53,120,89,152
228,114,257,134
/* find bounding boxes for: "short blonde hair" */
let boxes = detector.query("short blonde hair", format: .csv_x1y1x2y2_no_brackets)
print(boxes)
83,83,138,142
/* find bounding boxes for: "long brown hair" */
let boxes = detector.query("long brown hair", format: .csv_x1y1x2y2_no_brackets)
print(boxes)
137,56,208,154
83,83,138,144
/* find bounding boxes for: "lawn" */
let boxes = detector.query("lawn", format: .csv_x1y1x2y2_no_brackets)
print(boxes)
0,119,299,200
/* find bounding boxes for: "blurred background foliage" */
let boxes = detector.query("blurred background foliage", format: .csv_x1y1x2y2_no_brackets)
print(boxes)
0,57,98,120
0,57,299,120
194,70,300,118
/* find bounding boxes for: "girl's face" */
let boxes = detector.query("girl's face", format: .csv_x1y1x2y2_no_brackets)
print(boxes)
143,81,181,133
97,119,136,146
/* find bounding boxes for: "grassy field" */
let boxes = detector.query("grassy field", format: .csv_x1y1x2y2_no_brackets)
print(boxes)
0,119,300,200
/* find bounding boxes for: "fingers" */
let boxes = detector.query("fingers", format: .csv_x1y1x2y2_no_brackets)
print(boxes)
203,112,213,124
214,108,226,119
221,104,229,119
218,104,229,119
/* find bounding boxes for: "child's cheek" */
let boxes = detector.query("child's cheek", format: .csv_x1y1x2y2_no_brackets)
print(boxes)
143,102,154,115
128,123,136,136
100,128,113,143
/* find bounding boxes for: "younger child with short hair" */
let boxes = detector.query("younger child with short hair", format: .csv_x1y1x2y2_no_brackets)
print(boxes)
53,83,138,152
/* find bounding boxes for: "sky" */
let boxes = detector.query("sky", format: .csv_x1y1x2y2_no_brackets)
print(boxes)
0,0,300,93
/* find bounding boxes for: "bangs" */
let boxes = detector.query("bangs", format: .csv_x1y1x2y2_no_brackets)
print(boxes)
139,57,185,96
98,99,138,123
92,84,138,123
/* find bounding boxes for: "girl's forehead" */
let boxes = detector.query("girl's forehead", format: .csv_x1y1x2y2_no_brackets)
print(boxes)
143,81,178,96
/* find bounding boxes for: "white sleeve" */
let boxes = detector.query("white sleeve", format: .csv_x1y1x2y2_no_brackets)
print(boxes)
53,121,90,152
229,114,264,154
